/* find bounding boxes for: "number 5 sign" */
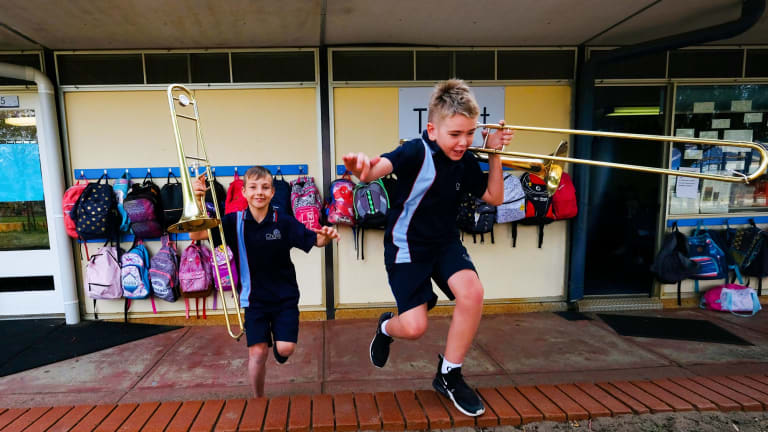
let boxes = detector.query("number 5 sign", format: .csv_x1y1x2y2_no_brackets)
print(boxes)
0,95,20,108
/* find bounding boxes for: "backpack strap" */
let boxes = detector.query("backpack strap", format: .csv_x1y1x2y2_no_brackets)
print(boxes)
511,223,518,248
185,298,190,319
150,296,157,314
124,298,130,323
237,211,251,307
93,299,99,320
537,223,544,248
677,281,682,306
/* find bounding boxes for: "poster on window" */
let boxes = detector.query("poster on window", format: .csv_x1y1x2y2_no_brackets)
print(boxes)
398,86,505,147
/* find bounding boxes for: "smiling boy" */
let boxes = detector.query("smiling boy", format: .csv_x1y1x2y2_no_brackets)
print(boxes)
191,166,338,397
343,79,512,416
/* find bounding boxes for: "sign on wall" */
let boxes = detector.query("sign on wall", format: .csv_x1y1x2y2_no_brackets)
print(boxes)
398,86,505,146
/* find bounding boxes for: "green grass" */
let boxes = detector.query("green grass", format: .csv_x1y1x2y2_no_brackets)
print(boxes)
0,231,49,250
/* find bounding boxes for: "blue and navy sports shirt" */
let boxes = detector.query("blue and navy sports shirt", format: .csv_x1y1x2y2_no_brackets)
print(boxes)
219,205,316,305
381,130,487,265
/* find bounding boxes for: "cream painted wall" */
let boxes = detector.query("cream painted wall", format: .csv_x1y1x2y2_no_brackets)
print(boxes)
65,88,324,318
332,85,572,307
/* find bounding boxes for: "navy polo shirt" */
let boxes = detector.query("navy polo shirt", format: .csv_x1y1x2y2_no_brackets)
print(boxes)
381,130,487,264
220,206,316,305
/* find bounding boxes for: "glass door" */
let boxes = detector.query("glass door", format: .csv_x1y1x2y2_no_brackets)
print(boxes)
583,86,667,296
0,91,62,316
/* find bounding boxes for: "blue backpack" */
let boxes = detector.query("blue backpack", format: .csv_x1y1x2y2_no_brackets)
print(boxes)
687,223,742,292
121,240,152,299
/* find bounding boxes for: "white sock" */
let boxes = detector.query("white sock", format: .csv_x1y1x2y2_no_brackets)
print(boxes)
380,319,390,337
441,357,462,374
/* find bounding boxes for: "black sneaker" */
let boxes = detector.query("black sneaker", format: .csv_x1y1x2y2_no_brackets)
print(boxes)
432,354,485,416
273,343,288,364
370,311,394,368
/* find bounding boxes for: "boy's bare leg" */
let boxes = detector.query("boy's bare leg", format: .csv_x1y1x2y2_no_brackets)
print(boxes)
248,343,269,397
381,304,428,340
444,269,484,364
274,341,296,358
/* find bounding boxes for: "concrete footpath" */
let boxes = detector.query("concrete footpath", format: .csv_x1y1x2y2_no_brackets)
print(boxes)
1,308,768,430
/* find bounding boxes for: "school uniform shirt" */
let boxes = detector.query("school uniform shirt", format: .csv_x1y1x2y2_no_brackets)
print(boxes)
381,130,487,265
220,205,317,306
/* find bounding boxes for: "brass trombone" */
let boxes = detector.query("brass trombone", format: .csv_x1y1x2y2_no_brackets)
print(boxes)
472,123,768,196
166,84,245,341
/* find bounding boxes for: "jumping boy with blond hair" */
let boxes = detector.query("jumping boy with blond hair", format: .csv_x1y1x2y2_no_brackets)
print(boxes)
343,79,512,416
191,166,339,397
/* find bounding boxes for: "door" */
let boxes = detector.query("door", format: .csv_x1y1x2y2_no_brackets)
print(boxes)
0,91,63,315
583,86,667,296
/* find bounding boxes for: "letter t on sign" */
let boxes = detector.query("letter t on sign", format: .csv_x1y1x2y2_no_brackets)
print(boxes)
413,108,427,134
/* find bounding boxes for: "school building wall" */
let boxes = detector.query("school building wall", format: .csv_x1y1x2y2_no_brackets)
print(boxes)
331,85,572,308
64,88,326,318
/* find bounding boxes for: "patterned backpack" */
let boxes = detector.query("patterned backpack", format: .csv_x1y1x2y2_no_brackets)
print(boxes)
179,242,214,319
457,192,496,244
209,244,238,310
62,178,88,238
121,240,152,300
72,174,119,241
325,175,355,226
150,234,179,303
290,176,323,230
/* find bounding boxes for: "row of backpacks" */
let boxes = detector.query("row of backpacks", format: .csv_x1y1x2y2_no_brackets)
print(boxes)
651,220,768,305
456,172,578,248
84,234,238,320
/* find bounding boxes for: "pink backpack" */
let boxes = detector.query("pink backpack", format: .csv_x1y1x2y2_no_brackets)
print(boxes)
290,176,322,230
63,180,88,238
85,245,122,319
179,242,213,319
325,175,355,226
701,284,762,316
209,245,238,310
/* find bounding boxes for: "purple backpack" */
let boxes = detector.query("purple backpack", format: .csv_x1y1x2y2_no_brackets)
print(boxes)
85,245,122,300
150,235,179,302
211,245,238,291
179,242,213,298
123,178,164,238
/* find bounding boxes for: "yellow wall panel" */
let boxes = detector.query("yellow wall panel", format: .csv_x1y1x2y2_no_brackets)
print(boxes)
333,85,572,307
65,88,324,318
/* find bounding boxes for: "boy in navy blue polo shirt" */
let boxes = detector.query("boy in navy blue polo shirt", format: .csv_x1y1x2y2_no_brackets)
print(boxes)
192,166,338,397
343,79,512,416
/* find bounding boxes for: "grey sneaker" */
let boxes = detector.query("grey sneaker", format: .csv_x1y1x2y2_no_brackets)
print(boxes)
369,312,394,368
432,354,485,416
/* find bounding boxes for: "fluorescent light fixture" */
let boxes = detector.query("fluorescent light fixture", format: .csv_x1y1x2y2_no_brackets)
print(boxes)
4,117,36,126
606,106,660,116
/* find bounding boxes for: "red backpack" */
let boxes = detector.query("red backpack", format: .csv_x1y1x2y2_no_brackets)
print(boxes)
552,172,578,220
325,174,355,226
62,179,88,238
225,171,248,214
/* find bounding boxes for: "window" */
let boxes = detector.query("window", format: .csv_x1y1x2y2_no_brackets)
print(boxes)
145,54,189,84
746,49,768,78
58,54,143,85
232,51,315,82
498,50,574,80
455,51,494,80
333,51,413,81
0,276,54,292
0,54,42,86
669,49,743,79
415,51,452,81
669,84,768,215
591,51,666,79
189,53,230,83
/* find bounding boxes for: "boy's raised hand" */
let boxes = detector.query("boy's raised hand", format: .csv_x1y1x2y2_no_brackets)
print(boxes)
481,119,514,150
313,225,340,247
343,152,381,182
192,174,207,198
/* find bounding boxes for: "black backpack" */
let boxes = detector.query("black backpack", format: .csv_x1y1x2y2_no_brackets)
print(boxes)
160,172,183,229
352,179,391,260
72,174,119,241
124,174,164,238
740,221,768,295
457,193,496,244
204,177,227,217
518,172,555,248
272,171,292,215
650,222,699,305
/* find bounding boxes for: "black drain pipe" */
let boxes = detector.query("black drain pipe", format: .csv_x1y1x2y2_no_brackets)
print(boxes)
569,0,766,302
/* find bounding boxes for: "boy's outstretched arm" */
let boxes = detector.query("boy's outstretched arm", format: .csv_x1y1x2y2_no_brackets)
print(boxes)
481,120,514,206
313,226,340,247
342,152,393,183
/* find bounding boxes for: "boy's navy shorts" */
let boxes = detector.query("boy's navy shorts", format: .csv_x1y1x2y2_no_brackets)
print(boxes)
244,299,299,347
385,240,477,315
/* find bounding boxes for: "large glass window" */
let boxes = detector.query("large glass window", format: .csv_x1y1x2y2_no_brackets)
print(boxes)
669,84,768,214
0,108,48,250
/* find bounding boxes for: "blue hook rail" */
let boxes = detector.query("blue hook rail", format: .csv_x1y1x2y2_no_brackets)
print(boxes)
74,164,309,180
